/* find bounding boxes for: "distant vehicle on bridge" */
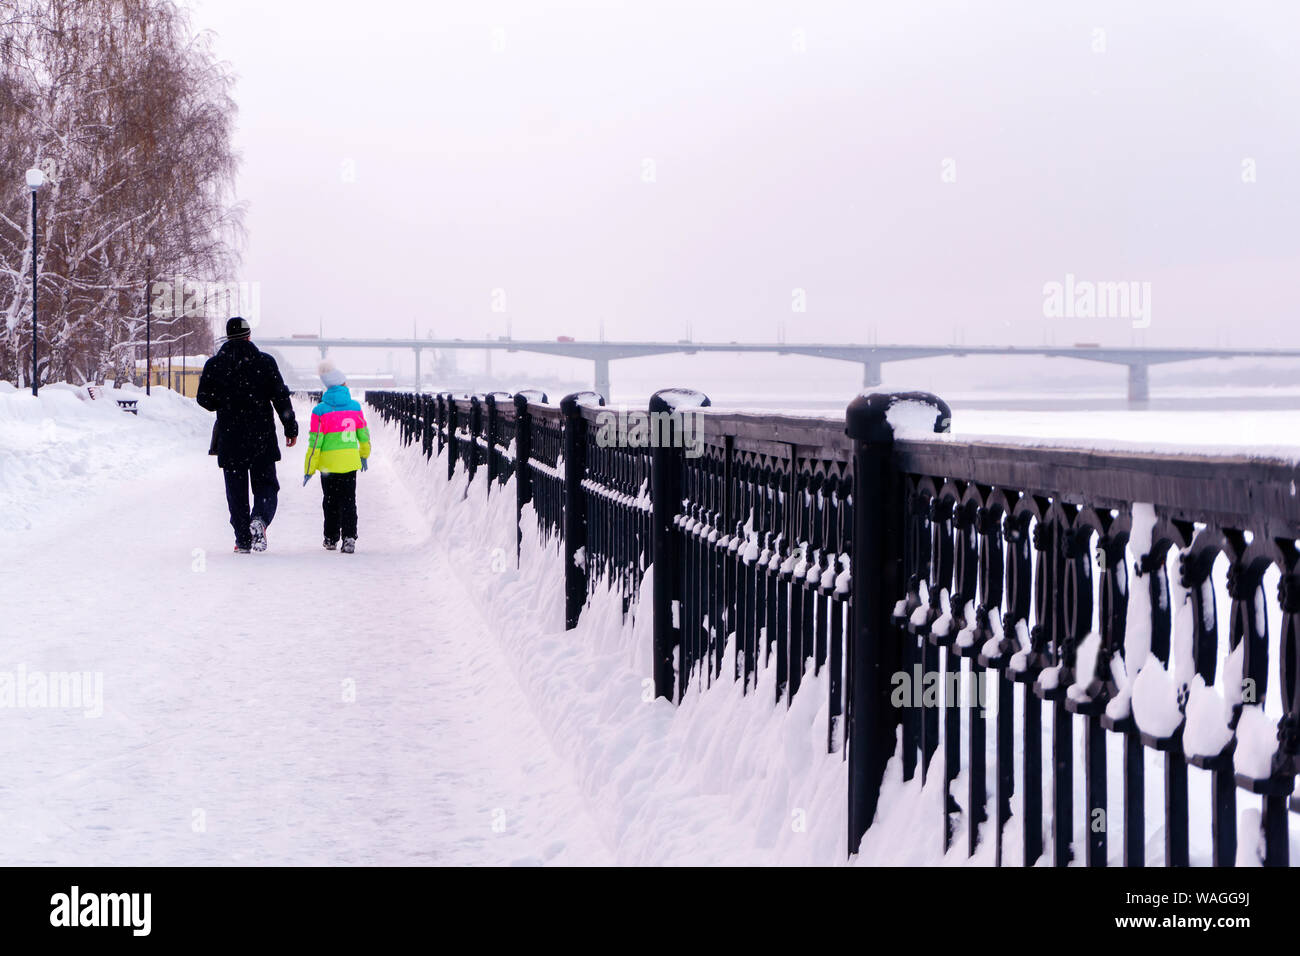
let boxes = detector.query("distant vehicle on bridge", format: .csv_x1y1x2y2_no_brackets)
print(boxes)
556,335,575,343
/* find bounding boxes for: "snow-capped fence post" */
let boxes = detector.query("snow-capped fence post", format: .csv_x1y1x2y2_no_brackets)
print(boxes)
845,391,950,856
648,388,711,701
443,392,454,458
485,391,517,492
448,396,462,481
435,393,447,456
417,393,425,456
561,391,605,629
467,396,483,483
484,394,499,487
513,393,534,560
1264,567,1300,865
510,390,551,561
426,392,436,460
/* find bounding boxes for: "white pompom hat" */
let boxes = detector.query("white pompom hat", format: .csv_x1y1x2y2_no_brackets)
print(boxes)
318,359,346,388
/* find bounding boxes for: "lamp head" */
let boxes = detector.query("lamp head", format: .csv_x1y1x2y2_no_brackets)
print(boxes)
25,167,45,191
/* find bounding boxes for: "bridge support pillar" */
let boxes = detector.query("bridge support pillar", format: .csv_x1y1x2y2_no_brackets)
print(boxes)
413,347,421,393
594,357,611,402
862,360,882,388
1127,363,1149,405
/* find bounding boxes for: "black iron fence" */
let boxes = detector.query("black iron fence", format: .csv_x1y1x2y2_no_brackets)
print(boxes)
367,387,1300,866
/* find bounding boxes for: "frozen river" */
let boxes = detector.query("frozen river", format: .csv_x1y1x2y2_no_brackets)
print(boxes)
620,387,1300,458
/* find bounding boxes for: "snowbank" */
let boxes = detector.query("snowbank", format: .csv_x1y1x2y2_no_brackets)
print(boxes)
0,384,210,533
385,420,854,865
380,414,1047,866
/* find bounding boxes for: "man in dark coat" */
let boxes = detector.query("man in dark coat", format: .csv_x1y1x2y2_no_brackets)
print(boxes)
196,317,299,552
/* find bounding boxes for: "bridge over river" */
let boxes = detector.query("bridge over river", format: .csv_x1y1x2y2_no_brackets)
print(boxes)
257,337,1300,403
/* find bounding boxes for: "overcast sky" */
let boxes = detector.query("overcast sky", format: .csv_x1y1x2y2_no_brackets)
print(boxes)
190,0,1300,392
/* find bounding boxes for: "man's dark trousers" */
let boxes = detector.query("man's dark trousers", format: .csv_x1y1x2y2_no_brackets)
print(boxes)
224,459,280,549
321,472,358,543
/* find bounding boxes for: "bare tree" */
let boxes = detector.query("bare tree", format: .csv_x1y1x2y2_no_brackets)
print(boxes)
0,0,243,386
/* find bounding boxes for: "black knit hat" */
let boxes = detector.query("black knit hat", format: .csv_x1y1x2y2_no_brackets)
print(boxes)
226,316,251,339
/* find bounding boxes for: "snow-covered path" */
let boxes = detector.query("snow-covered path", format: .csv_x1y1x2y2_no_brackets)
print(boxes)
0,401,611,865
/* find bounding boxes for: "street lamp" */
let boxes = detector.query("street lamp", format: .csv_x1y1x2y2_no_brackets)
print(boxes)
144,243,155,395
25,167,44,396
170,330,192,395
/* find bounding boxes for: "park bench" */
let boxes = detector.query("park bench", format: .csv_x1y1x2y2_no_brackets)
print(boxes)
85,385,139,414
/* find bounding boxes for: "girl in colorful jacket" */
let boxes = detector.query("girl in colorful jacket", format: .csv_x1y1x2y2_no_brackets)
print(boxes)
303,361,371,553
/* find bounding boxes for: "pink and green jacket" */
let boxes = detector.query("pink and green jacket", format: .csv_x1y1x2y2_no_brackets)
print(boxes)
304,385,371,475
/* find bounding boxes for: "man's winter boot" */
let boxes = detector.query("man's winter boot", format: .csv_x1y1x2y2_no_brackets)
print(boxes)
250,517,268,552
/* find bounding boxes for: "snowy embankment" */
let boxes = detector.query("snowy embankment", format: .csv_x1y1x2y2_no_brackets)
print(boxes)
387,429,854,865
381,417,923,864
0,382,208,533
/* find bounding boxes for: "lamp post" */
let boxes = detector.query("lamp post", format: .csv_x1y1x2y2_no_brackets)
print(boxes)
144,243,155,395
25,167,44,396
174,331,191,396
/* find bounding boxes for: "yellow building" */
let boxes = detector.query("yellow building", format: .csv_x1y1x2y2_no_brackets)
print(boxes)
136,356,207,398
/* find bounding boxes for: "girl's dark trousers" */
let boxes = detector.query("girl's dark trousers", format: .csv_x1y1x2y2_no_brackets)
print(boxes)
321,472,358,542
